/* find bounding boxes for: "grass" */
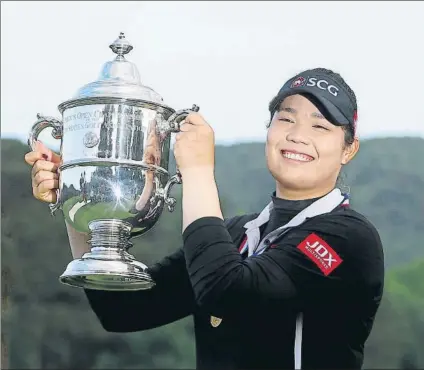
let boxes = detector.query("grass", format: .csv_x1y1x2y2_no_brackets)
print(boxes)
62,196,136,234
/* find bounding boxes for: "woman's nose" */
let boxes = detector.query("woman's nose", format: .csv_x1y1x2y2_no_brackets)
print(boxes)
285,123,310,145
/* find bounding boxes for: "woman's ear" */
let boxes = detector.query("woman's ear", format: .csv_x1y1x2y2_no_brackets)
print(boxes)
342,137,360,165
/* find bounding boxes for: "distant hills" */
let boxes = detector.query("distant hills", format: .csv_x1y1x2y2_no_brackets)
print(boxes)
2,136,424,369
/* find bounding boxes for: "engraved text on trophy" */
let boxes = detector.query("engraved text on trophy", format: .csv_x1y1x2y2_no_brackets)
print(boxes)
61,104,150,163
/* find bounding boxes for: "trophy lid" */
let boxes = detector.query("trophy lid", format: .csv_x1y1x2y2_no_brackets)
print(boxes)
72,33,164,104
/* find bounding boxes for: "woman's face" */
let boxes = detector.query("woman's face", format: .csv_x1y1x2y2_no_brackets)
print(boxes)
265,94,359,198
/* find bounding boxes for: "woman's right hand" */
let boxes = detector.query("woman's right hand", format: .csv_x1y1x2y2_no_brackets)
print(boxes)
24,141,62,203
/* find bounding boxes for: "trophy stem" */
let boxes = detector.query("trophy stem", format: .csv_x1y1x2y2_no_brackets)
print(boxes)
59,219,155,291
88,219,133,250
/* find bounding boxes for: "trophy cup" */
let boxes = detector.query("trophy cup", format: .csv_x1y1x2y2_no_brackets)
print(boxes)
28,33,199,291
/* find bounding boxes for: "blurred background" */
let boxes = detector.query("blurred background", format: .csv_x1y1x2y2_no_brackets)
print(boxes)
1,1,424,369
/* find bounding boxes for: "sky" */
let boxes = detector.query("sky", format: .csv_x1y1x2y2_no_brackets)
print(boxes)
1,1,424,147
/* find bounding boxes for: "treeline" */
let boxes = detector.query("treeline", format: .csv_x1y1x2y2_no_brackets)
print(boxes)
1,137,424,369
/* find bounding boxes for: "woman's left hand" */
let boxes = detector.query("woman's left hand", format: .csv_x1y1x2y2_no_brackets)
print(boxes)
173,112,215,177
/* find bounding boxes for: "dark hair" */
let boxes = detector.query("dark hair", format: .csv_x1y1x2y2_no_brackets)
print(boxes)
268,68,356,148
309,69,355,193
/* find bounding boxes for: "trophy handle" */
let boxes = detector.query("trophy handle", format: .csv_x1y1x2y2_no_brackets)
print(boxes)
163,173,181,212
163,104,200,212
167,104,200,133
28,113,64,215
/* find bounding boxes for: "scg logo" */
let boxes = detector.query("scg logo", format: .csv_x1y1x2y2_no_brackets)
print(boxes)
307,77,339,97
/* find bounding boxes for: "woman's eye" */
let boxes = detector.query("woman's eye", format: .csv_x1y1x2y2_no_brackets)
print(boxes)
278,117,294,123
313,124,329,130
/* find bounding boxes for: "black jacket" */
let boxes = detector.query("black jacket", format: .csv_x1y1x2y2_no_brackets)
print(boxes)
84,196,384,369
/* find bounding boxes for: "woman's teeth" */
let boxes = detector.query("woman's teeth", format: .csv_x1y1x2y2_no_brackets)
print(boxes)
282,151,313,162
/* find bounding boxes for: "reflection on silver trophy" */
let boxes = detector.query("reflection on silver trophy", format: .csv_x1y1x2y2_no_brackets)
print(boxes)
28,33,199,291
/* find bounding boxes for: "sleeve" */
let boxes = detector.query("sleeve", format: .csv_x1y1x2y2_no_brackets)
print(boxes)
182,215,384,317
84,248,196,332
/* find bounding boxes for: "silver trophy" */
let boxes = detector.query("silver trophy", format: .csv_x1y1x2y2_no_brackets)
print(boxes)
28,33,198,291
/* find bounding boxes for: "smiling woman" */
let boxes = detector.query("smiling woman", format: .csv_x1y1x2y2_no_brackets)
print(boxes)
169,67,384,369
25,67,384,370
266,68,359,200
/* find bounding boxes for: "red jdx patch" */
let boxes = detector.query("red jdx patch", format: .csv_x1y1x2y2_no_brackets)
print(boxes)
297,233,343,276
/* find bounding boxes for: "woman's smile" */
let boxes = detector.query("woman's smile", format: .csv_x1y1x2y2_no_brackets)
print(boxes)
280,149,315,163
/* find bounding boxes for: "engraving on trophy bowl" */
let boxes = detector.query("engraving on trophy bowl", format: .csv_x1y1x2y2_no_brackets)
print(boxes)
83,131,99,148
60,103,173,167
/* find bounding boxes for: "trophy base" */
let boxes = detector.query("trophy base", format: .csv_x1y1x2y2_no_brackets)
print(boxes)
59,253,155,291
59,219,156,291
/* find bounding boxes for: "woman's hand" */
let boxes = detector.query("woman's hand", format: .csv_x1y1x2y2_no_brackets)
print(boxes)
173,112,223,231
173,112,215,178
24,141,62,203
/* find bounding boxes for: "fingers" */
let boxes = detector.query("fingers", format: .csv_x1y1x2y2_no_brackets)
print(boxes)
175,130,198,142
36,179,59,195
32,170,59,188
35,141,62,163
175,132,183,141
176,117,214,143
181,112,209,128
24,150,46,166
25,140,61,203
31,160,59,180
25,141,62,165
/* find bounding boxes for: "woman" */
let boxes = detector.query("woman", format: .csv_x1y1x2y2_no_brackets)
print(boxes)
25,68,384,369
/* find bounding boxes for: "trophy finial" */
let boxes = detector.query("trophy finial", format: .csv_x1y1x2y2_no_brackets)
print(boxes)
70,33,164,104
109,32,133,58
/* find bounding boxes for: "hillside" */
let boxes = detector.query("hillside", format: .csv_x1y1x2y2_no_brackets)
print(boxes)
1,136,424,369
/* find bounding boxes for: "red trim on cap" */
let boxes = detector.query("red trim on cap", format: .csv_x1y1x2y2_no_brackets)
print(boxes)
353,110,358,134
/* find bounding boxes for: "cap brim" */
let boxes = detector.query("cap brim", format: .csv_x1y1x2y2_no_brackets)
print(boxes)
271,88,350,126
